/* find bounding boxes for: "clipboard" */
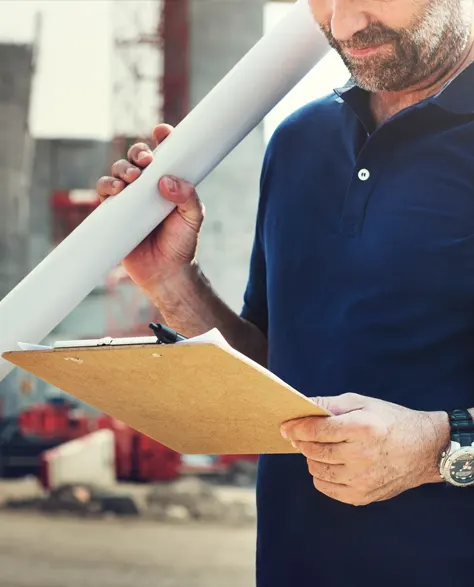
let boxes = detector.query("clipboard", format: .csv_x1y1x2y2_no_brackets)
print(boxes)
2,326,329,455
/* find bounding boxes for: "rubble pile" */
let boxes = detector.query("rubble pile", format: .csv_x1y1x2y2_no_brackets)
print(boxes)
3,483,139,517
0,477,256,525
145,477,255,524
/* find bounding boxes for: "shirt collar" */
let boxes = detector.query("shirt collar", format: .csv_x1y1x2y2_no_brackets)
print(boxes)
333,60,474,117
430,61,474,114
333,80,373,132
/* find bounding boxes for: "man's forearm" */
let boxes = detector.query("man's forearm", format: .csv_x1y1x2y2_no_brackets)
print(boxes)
145,262,268,366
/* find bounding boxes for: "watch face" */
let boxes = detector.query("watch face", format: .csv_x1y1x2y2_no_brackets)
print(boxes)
450,454,474,485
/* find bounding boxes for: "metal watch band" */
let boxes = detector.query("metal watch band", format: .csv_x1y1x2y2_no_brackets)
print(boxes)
448,409,474,447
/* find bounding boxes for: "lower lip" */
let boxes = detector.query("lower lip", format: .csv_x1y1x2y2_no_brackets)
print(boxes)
346,44,387,58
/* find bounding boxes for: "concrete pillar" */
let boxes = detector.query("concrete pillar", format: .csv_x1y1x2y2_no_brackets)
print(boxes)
0,44,34,416
189,0,266,313
0,44,34,301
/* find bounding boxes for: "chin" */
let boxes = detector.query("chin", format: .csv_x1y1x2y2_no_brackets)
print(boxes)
349,69,413,93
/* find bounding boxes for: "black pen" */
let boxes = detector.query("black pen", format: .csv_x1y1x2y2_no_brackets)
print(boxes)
149,322,188,344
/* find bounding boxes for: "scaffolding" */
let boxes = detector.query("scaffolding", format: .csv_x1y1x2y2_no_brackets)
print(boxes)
105,0,190,336
111,0,190,153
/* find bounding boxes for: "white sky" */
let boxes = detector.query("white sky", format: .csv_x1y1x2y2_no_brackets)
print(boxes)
0,0,348,142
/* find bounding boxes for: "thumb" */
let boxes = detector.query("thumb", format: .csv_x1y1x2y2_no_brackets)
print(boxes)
159,176,204,228
311,392,368,416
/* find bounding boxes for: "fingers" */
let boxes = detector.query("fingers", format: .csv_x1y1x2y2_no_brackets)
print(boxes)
159,176,196,205
96,175,123,201
96,158,140,202
309,464,375,507
295,441,347,464
311,393,367,416
153,123,174,146
96,143,153,202
127,142,154,168
96,124,174,204
282,415,354,444
159,175,204,228
311,477,354,503
96,159,140,202
307,459,348,485
110,159,142,183
96,124,201,218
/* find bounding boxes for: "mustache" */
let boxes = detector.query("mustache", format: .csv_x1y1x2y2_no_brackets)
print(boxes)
322,23,401,51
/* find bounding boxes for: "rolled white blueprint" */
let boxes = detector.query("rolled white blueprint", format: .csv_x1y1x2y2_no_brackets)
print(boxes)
0,0,328,381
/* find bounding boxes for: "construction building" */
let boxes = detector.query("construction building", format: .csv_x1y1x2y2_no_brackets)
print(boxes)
0,0,268,415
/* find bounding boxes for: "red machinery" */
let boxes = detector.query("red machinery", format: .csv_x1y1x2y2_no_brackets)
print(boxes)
15,403,182,484
6,401,257,486
19,401,90,441
95,415,182,483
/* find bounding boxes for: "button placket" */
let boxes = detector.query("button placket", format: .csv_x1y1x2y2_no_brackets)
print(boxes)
340,144,386,237
338,97,428,238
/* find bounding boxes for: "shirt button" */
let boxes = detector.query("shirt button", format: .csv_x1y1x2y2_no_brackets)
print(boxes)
358,168,370,181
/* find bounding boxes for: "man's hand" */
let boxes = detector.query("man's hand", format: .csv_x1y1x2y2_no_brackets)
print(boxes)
96,124,204,297
280,393,450,507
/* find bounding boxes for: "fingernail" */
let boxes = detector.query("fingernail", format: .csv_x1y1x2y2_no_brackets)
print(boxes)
137,151,149,161
113,180,122,190
280,426,288,439
163,177,178,193
126,167,136,178
291,441,298,450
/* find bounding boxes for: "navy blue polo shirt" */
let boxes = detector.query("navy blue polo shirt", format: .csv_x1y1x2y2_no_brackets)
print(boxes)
242,62,474,587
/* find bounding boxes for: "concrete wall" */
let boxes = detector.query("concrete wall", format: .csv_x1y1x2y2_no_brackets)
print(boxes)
0,44,35,416
2,139,115,415
0,44,34,300
28,139,111,271
189,0,265,313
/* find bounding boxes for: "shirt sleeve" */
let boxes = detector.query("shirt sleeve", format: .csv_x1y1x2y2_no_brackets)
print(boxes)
240,141,274,337
241,217,268,336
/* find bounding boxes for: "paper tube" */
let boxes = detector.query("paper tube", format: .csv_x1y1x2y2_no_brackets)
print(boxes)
0,0,328,381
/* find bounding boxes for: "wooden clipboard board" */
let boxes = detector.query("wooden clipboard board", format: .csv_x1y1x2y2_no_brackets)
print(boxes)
2,341,329,455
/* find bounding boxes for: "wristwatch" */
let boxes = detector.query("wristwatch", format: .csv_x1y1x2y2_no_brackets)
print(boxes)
439,409,474,487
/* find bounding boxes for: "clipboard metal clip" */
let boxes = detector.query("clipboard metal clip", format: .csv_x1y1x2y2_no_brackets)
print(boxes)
148,323,187,345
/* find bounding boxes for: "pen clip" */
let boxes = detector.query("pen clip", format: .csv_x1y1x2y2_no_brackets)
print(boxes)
148,323,187,345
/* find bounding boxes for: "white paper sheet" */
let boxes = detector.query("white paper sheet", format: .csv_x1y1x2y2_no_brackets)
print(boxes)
18,328,231,351
0,0,328,381
18,343,53,351
177,328,232,348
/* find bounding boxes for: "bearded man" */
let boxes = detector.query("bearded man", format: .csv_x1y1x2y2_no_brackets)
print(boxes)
97,1,474,585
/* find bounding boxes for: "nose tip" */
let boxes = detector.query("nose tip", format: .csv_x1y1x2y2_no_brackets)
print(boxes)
330,9,370,43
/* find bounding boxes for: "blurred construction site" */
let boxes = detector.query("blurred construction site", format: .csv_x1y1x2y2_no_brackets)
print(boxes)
0,1,347,585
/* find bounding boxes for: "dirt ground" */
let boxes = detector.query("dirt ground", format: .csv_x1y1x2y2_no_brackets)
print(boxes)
0,479,257,587
0,511,256,587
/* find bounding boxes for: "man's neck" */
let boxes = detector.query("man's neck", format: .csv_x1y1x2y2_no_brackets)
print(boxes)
370,38,474,127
